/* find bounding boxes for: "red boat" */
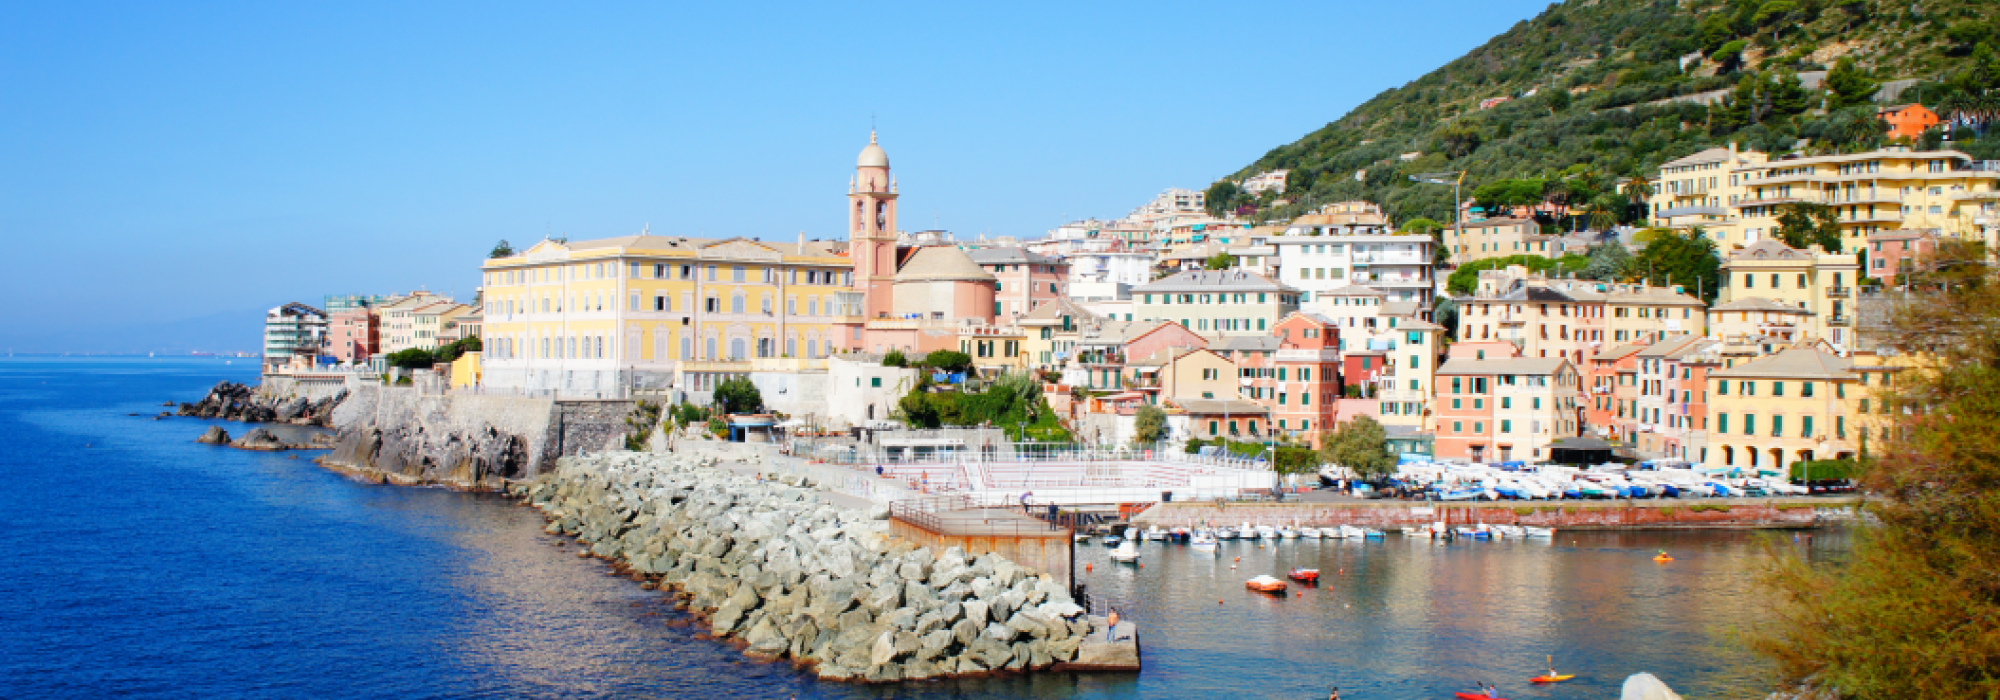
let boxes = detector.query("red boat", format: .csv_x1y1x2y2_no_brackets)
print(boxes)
1287,567,1320,583
1454,693,1508,700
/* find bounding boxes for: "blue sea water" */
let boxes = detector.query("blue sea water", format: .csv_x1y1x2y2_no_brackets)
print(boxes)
0,358,1808,698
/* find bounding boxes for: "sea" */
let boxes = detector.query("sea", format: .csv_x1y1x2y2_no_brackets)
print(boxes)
0,357,1829,699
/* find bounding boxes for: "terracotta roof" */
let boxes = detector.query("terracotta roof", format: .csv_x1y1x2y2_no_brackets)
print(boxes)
1711,297,1814,313
1436,357,1572,376
1709,348,1853,379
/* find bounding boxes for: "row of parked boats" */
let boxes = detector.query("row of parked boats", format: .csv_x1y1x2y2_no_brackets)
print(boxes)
1090,522,1558,562
1392,461,1814,502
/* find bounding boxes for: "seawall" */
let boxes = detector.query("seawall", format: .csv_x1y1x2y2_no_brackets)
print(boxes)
1133,497,1860,530
318,383,637,490
520,451,1101,682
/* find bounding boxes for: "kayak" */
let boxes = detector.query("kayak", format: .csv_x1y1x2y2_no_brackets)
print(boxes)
1455,693,1508,700
1530,674,1576,683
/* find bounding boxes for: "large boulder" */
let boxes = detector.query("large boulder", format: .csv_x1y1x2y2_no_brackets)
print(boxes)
195,426,231,444
1620,673,1684,700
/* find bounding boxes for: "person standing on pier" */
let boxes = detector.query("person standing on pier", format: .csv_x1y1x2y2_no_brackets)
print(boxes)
1021,491,1033,514
1105,607,1120,641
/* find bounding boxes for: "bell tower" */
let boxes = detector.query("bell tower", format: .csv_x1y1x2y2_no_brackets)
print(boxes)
849,131,898,320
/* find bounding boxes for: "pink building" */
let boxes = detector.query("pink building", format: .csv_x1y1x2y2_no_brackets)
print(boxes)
327,308,379,364
969,247,1069,320
1866,229,1939,284
1269,312,1343,445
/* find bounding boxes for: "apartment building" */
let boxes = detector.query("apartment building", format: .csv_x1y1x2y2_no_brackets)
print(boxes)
968,247,1068,319
1443,217,1544,265
326,308,379,364
263,302,328,369
1630,335,1718,460
1584,344,1643,444
1270,214,1436,304
479,235,855,395
1434,354,1585,463
1132,269,1301,338
1649,145,2000,252
1863,228,1939,283
1716,240,1862,349
376,291,450,356
1704,348,1863,474
1265,313,1343,444
1018,297,1098,369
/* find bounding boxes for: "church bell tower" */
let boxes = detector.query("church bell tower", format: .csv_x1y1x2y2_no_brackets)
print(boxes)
849,131,898,320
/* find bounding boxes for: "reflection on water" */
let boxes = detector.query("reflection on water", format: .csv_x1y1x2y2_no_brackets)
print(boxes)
0,359,1829,699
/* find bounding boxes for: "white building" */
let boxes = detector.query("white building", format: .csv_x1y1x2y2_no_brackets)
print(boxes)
826,354,920,427
1268,214,1436,305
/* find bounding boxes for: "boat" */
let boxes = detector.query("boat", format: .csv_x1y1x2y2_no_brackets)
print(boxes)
1531,674,1575,683
1145,526,1168,541
1215,526,1238,540
1523,526,1556,539
1190,530,1218,553
1245,575,1288,593
1101,535,1123,547
1276,526,1299,539
1239,522,1261,540
1287,567,1320,583
1254,524,1278,540
1455,692,1509,700
1653,552,1675,563
1299,527,1323,539
1109,540,1141,563
1073,533,1092,544
1493,525,1526,539
1361,528,1386,539
1168,527,1191,543
1338,525,1367,539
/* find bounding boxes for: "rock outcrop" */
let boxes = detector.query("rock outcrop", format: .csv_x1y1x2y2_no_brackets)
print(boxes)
195,426,231,444
178,381,345,427
519,451,1095,682
231,427,292,451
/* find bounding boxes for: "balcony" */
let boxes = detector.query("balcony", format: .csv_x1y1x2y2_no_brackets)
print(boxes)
1828,315,1852,326
1826,286,1850,298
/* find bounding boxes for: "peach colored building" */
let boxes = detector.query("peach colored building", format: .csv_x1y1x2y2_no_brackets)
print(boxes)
1876,103,1941,141
969,247,1068,320
1268,312,1343,444
1434,355,1584,463
1864,228,1939,284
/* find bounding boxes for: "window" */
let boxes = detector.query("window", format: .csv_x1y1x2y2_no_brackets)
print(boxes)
1744,413,1756,436
1802,382,1814,398
1773,381,1785,397
1718,413,1729,433
1802,416,1814,438
870,377,882,388
1501,420,1512,433
1772,415,1784,437
1453,421,1463,433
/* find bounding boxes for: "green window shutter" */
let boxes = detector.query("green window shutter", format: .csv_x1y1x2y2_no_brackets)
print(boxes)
1719,413,1729,433
1802,416,1814,438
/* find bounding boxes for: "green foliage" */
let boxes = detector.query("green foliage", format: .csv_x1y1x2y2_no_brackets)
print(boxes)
1132,404,1168,445
624,400,663,451
1630,229,1722,302
919,350,973,374
431,336,483,364
1318,415,1395,479
1472,178,1548,210
1218,0,1983,226
1824,58,1879,110
1775,202,1846,253
713,376,764,415
671,402,711,428
1203,251,1239,270
1445,254,1592,295
1789,459,1856,481
897,372,1069,442
881,349,909,367
384,347,435,370
1204,180,1241,217
489,239,514,258
1581,242,1633,280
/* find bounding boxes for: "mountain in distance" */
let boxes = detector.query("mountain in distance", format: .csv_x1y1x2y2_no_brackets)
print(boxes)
0,308,266,356
1209,0,2000,226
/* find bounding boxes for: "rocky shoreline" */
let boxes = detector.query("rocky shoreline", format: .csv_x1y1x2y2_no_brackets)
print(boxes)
514,451,1100,683
178,381,345,427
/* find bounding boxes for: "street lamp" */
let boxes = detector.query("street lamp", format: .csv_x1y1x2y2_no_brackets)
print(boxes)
1412,171,1467,266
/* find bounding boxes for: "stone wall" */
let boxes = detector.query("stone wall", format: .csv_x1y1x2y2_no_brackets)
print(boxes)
319,384,640,490
521,451,1099,682
1133,498,1857,530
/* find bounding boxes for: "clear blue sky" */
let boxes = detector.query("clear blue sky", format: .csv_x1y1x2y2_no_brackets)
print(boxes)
0,0,1546,351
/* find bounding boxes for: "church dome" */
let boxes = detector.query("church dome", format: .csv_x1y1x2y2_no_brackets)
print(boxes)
858,131,889,168
894,246,995,282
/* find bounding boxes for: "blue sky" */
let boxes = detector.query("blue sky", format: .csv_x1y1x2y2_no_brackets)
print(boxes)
0,0,1546,351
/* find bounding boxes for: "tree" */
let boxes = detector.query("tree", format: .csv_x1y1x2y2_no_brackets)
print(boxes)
1438,121,1483,159
1581,243,1633,280
1434,297,1459,340
1824,58,1878,110
920,350,973,375
1204,180,1240,217
1445,254,1592,295
489,240,514,258
881,349,909,367
383,347,435,370
1775,202,1844,253
1318,415,1394,480
1629,229,1721,302
1204,251,1239,270
1749,244,2000,697
1132,405,1168,445
713,376,764,415
1824,105,1888,151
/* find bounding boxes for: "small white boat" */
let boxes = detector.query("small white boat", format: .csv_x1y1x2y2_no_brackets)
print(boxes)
1493,525,1527,539
1216,527,1238,540
1191,530,1219,553
1145,525,1169,541
1240,522,1261,540
1299,527,1323,539
1277,526,1299,539
1109,540,1141,563
1073,532,1092,544
1338,525,1367,539
1401,526,1433,538
1524,526,1556,538
1255,525,1279,540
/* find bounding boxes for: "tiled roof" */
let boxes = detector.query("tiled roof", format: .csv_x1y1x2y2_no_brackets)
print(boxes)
1436,357,1571,375
1709,347,1853,379
894,246,996,282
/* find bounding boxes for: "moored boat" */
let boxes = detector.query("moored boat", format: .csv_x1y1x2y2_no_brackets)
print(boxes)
1109,540,1141,563
1245,574,1288,593
1287,567,1320,583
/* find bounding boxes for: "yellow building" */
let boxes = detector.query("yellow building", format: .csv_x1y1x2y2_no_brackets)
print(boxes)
1017,297,1098,369
1703,347,1862,474
1442,217,1546,265
478,234,856,395
1650,146,2000,253
1716,240,1862,350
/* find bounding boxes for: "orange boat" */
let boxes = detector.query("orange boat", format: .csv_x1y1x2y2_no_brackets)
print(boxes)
1245,575,1288,593
1288,567,1320,583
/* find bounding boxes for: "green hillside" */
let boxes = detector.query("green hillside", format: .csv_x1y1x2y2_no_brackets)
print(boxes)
1211,0,2000,227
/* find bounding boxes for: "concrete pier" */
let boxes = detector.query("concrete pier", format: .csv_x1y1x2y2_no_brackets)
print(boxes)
1054,615,1141,672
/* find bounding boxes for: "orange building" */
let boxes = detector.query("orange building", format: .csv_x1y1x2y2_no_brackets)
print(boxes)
1876,104,1941,141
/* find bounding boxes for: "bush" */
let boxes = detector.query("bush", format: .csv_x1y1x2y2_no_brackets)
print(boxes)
713,377,764,415
920,350,973,374
881,349,909,367
384,348,435,370
1789,459,1856,481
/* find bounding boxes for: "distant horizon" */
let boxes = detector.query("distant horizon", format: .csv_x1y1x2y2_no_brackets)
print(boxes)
2,1,1551,353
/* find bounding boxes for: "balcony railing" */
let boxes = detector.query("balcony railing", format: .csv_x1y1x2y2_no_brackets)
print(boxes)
1826,286,1851,297
1828,315,1852,326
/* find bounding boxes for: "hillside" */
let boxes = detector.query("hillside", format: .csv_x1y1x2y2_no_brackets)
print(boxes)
1211,0,2000,226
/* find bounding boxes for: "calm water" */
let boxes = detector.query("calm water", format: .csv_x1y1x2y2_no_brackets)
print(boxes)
0,358,1823,699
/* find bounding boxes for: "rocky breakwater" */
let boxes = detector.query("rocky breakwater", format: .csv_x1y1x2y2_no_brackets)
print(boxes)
179,381,345,427
518,451,1101,683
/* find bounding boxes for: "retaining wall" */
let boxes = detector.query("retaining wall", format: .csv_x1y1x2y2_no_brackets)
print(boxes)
320,384,637,489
